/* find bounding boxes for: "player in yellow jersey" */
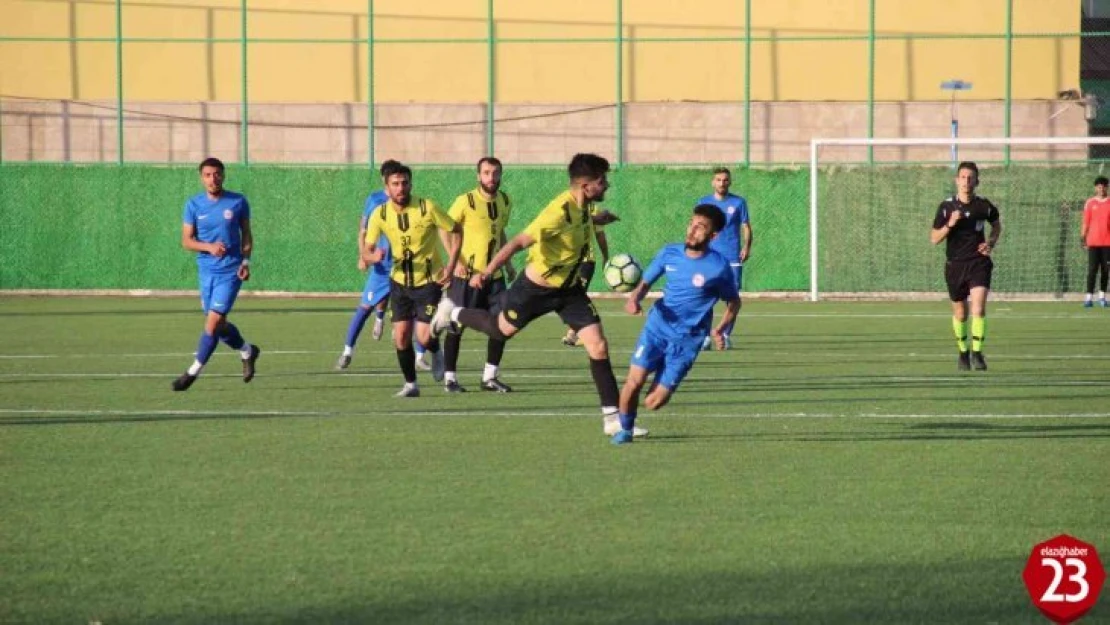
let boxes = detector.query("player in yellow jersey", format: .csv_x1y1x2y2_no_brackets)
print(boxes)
363,161,462,397
433,153,644,437
441,157,516,393
561,202,610,347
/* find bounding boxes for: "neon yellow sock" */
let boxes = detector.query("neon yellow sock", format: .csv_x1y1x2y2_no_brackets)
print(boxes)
952,318,968,352
971,316,986,352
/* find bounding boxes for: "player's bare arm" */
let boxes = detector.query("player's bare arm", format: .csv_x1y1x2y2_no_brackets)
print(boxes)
978,217,1002,256
499,231,517,281
930,209,963,245
181,223,226,257
440,223,463,286
740,222,753,262
237,218,253,281
472,232,533,289
711,298,741,349
624,280,650,315
596,230,610,265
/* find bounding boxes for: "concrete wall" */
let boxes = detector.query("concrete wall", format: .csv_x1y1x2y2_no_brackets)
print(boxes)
0,98,1090,165
0,0,1080,103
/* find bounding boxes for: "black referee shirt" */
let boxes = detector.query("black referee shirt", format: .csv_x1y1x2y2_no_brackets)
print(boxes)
933,196,1000,261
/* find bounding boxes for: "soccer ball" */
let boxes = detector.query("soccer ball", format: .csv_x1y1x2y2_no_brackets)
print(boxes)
603,254,642,292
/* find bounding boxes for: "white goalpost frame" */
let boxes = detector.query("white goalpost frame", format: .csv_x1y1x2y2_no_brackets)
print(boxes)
808,136,1110,302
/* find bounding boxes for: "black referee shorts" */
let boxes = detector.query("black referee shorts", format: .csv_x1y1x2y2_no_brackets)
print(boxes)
945,256,993,302
389,281,442,323
501,274,601,332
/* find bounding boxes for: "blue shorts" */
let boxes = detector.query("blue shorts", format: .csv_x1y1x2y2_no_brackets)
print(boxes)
629,325,703,391
361,270,392,308
199,272,242,315
731,264,744,291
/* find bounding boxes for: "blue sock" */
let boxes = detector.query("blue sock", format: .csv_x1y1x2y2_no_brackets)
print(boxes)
619,411,637,431
415,341,426,357
220,322,245,350
344,306,373,348
195,332,219,365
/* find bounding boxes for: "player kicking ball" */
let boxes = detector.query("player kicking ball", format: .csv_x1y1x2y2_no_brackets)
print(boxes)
611,204,740,445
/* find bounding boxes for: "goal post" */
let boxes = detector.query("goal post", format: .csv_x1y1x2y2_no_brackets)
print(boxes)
808,136,1110,302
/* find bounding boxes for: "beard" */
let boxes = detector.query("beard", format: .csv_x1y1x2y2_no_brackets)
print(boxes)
480,182,500,196
685,238,710,252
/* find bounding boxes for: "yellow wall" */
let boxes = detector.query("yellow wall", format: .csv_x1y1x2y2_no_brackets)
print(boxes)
0,0,1080,102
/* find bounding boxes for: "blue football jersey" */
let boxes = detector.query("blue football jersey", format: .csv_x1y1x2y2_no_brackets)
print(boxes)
360,189,392,275
642,244,738,340
696,193,749,263
182,190,251,274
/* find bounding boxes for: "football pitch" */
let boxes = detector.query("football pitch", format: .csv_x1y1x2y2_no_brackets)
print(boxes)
1,296,1107,624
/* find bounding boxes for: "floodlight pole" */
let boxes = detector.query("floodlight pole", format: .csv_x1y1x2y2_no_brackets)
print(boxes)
941,80,972,168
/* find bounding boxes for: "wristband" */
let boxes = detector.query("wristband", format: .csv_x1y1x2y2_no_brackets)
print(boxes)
241,259,251,267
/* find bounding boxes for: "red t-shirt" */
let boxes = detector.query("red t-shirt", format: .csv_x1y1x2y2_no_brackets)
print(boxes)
1083,196,1110,247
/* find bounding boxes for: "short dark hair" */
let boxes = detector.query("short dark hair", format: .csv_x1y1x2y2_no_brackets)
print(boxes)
957,161,979,176
379,159,402,178
198,157,224,172
712,167,731,177
693,203,726,234
477,156,502,172
1095,176,1109,186
381,160,411,181
568,153,609,181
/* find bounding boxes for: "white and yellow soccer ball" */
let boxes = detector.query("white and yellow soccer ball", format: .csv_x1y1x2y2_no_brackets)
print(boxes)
603,254,643,293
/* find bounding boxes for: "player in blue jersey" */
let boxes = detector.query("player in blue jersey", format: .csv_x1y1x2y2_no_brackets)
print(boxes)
696,167,751,350
334,160,429,370
610,203,740,445
172,157,261,391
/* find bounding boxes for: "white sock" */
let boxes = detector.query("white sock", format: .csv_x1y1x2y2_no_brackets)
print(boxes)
445,371,457,383
1100,291,1107,300
450,307,463,323
482,364,499,381
239,342,253,359
403,382,418,391
187,360,203,376
1086,293,1094,302
342,345,354,357
602,406,618,418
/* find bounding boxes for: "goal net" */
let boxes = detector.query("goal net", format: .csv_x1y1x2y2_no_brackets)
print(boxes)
808,137,1110,301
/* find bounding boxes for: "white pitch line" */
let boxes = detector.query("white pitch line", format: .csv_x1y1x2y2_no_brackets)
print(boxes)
0,408,1108,420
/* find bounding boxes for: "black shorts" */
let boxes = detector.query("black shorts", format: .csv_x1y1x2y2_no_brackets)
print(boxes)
945,257,993,302
447,275,507,311
501,275,601,332
578,261,597,287
389,281,442,323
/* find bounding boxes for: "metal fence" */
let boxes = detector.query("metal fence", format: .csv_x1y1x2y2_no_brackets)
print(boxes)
0,0,1104,167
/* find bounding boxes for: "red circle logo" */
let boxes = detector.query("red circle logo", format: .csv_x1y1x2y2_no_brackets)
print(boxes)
1022,535,1105,624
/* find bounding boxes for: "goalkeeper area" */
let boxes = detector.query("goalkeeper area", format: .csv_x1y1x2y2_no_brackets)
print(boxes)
2,295,1106,624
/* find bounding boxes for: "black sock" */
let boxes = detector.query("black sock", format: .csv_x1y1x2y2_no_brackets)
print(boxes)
425,336,440,354
396,347,417,383
486,338,506,367
589,357,620,408
458,309,505,341
444,332,462,372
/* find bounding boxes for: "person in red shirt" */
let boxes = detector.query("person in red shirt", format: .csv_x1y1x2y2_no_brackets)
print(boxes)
1081,176,1110,308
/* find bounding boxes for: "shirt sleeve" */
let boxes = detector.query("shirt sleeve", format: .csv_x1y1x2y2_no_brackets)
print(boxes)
932,203,949,229
240,197,251,222
738,198,750,225
591,204,606,235
429,200,457,231
1083,201,1093,230
641,248,668,287
365,207,383,247
987,200,1000,223
447,195,467,224
523,205,564,243
182,199,196,226
716,263,740,301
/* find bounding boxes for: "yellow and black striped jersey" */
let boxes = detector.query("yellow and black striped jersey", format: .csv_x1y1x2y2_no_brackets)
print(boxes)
523,190,593,288
447,188,512,279
584,204,607,263
366,195,456,287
